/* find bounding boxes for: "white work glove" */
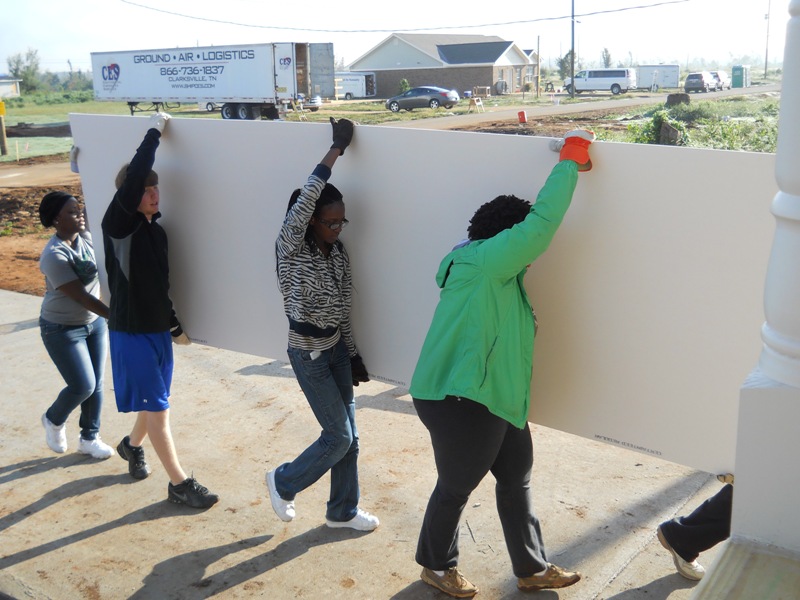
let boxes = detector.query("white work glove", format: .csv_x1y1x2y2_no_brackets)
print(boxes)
148,112,171,133
69,145,79,173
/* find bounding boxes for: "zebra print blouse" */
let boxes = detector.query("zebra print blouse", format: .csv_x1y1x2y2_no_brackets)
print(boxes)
275,168,357,356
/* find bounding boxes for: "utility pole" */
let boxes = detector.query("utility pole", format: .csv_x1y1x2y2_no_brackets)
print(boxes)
570,0,575,98
537,36,541,98
765,0,772,78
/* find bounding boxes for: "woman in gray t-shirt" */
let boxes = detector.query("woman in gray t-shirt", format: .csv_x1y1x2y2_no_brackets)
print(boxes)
38,191,113,460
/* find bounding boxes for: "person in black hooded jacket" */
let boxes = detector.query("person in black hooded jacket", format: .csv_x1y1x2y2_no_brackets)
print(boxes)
102,112,218,510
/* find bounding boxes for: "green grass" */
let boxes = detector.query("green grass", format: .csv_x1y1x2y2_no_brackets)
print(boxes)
0,89,782,161
0,137,74,161
627,96,781,152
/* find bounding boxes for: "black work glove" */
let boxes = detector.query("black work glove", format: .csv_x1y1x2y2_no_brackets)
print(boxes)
330,117,354,155
350,354,369,386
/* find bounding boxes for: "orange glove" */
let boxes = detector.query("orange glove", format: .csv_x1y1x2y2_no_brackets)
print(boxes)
559,129,596,171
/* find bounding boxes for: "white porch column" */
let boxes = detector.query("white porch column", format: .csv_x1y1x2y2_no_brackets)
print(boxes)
759,0,800,385
733,0,800,552
692,2,800,597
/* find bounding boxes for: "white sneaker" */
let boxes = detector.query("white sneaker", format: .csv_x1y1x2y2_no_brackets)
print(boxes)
657,524,705,580
77,437,114,459
326,508,379,531
266,469,295,522
42,413,67,453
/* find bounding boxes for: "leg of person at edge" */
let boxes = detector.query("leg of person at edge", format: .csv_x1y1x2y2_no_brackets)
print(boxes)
408,130,596,597
267,117,378,532
38,190,114,460
100,112,218,509
657,475,734,581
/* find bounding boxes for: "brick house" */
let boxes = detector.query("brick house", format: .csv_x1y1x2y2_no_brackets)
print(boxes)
347,33,537,98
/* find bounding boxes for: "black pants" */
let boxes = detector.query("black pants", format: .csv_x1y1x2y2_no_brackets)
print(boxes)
413,396,548,577
661,484,733,561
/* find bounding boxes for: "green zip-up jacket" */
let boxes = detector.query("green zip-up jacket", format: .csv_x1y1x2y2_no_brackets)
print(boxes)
409,160,579,428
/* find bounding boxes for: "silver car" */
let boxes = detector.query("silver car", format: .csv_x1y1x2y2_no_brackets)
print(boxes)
385,86,460,112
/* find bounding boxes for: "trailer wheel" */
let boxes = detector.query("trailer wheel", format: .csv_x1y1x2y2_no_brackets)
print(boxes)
205,102,216,112
221,104,236,119
345,93,353,100
236,104,253,120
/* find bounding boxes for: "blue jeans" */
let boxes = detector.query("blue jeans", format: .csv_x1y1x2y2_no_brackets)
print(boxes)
40,316,108,440
277,338,360,522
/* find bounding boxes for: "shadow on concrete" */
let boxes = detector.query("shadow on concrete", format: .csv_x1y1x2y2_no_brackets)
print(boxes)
0,498,195,569
130,534,274,599
605,573,697,599
0,452,110,485
357,389,417,417
235,361,295,379
556,471,711,565
0,318,39,335
390,580,564,599
0,471,132,533
129,526,373,598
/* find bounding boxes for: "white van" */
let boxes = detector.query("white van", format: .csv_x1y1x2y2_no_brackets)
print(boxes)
335,72,377,99
563,68,637,95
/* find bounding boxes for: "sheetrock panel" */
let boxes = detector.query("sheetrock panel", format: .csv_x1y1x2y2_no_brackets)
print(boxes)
70,114,776,473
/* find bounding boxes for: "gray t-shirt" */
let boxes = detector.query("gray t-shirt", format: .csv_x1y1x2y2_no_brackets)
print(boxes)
40,232,102,325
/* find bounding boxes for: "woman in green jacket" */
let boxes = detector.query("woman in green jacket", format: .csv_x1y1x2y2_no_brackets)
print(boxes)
409,130,595,598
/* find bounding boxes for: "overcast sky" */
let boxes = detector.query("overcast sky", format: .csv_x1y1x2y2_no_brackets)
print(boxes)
2,0,789,75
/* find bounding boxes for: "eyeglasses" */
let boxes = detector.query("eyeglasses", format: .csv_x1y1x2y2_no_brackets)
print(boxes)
316,217,349,231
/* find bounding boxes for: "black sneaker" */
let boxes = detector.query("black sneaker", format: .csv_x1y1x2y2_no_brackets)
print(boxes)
168,477,219,508
116,436,151,480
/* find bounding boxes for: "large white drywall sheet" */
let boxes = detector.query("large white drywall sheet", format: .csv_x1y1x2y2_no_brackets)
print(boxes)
71,114,776,473
528,142,775,472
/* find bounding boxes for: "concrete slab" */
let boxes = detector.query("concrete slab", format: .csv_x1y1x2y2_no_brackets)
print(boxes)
0,289,725,599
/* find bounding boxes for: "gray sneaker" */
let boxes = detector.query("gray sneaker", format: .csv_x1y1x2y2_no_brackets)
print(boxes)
116,436,151,479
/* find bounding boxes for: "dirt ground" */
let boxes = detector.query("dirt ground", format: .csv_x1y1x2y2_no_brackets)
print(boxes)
450,106,636,137
0,108,628,298
0,154,81,297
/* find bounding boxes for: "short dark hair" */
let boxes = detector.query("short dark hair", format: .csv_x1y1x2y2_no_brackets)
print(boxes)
467,194,531,241
39,191,75,227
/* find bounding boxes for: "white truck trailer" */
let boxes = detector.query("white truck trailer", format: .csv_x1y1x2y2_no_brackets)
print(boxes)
334,72,377,99
635,64,681,91
91,42,335,120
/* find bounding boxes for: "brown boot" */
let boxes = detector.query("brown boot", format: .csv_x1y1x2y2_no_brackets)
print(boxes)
517,563,581,591
420,567,478,598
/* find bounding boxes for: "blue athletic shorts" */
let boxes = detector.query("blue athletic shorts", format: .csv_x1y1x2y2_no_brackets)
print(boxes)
109,330,173,413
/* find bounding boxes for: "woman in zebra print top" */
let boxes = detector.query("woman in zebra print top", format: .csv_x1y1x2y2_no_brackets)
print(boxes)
266,118,379,532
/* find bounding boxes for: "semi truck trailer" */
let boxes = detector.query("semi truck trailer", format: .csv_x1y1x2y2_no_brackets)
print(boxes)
91,42,335,119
